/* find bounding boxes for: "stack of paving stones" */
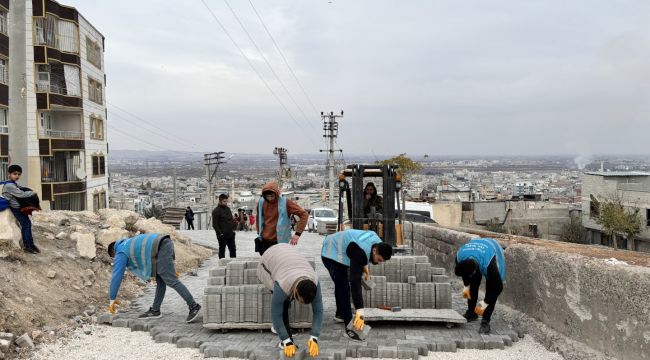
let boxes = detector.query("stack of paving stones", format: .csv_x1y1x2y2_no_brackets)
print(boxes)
99,232,522,359
203,258,314,329
364,256,452,310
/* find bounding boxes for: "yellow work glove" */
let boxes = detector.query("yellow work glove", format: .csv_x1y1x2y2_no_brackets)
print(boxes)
353,308,365,331
176,271,181,278
462,286,471,299
307,336,319,358
282,338,297,358
362,266,370,281
107,299,120,314
474,300,488,316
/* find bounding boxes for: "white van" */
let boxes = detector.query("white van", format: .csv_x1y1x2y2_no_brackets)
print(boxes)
307,208,338,234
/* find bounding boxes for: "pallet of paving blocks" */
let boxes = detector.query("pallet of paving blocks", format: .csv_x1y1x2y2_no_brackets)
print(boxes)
363,255,452,310
203,258,315,330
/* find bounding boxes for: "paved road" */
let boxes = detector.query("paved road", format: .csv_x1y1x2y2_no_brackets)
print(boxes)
109,230,521,359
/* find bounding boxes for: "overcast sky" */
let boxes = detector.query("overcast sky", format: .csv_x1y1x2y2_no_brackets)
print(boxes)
66,0,650,156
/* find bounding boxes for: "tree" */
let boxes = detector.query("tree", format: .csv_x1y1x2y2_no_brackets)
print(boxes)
595,193,643,250
560,218,587,244
377,153,423,184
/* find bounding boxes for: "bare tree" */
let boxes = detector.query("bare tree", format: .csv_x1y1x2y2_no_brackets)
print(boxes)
595,191,643,250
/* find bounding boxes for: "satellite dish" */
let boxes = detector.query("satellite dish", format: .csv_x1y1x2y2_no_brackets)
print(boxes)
76,167,86,179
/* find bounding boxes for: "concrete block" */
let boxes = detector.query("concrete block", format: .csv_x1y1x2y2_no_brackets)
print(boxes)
370,262,385,276
242,285,258,322
372,276,387,307
259,287,272,323
209,267,226,276
431,275,449,283
98,312,114,324
415,262,431,282
129,320,150,332
218,258,233,266
223,287,240,322
396,346,418,359
401,263,416,283
154,333,180,344
401,283,411,308
436,340,457,352
203,345,224,357
434,283,452,309
386,282,402,307
111,318,131,328
414,256,429,263
245,261,259,269
481,335,505,350
420,283,435,309
357,345,379,357
384,260,400,283
431,267,445,275
399,256,416,265
203,294,222,324
14,333,33,349
0,339,10,353
226,262,245,285
245,269,259,284
346,321,371,341
176,337,201,348
407,275,416,284
207,277,226,286
378,346,397,358
204,286,223,295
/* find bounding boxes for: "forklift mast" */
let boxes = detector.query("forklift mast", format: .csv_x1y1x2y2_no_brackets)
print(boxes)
339,164,400,246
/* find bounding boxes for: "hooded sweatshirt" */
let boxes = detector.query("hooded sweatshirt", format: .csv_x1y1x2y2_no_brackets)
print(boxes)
256,182,308,241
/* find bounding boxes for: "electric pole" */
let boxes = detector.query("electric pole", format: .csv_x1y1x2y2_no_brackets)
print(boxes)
320,110,344,208
273,147,288,188
204,152,226,226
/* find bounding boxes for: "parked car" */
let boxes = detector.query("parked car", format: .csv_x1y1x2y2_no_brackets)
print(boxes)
307,208,338,233
400,212,437,224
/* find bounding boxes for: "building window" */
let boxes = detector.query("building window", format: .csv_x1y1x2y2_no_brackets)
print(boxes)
92,155,106,176
34,15,79,53
0,108,7,134
647,209,650,227
0,9,7,35
90,115,104,140
0,58,7,84
0,158,7,180
88,77,103,104
86,36,102,69
93,190,107,211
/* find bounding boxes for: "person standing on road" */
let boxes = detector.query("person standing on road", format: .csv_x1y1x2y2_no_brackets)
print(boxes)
107,233,201,323
257,243,324,358
248,210,255,231
184,206,195,230
321,229,393,341
255,181,308,255
212,194,236,259
454,237,506,335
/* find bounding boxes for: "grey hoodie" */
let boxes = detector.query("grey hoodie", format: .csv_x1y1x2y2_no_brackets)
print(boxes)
1,182,35,209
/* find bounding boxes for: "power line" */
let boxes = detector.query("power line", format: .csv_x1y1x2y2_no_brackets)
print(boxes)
199,0,319,149
247,0,319,115
223,0,319,134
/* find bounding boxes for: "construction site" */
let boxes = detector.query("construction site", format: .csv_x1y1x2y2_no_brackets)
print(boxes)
0,204,648,360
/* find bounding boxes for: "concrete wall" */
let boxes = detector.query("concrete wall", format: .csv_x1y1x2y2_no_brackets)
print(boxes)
431,202,462,227
407,222,650,360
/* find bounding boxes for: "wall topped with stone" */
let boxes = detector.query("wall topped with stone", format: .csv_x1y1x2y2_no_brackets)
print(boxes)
407,222,650,360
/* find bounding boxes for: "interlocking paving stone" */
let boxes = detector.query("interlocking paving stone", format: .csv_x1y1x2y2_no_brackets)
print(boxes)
108,231,518,359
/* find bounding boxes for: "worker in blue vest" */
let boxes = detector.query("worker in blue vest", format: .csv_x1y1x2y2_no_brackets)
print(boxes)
454,238,506,334
321,229,393,341
107,233,201,323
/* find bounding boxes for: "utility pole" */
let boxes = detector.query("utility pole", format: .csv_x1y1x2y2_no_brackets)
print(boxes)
172,167,177,207
204,152,226,226
273,147,288,188
320,110,344,208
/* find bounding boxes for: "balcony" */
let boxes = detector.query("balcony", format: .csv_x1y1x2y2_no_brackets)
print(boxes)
39,111,83,140
40,151,83,183
0,125,6,134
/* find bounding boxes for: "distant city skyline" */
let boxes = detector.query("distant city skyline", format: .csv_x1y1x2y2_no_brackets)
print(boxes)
67,0,650,155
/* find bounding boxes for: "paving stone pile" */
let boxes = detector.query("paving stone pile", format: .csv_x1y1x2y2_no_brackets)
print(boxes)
364,256,451,309
203,258,314,329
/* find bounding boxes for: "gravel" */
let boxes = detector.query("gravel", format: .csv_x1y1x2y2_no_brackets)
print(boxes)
30,325,563,360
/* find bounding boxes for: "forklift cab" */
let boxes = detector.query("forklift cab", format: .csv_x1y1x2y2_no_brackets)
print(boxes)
337,164,405,247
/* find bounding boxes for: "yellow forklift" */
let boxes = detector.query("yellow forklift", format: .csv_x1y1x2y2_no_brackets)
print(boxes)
336,164,406,247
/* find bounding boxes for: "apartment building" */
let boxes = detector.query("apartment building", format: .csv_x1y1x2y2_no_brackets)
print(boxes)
6,0,108,211
582,171,650,252
0,1,8,180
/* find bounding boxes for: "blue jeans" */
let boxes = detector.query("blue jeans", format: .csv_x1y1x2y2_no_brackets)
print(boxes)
152,238,196,311
11,208,34,248
322,256,353,326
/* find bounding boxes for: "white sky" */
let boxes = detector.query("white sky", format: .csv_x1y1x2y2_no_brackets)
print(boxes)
66,0,650,156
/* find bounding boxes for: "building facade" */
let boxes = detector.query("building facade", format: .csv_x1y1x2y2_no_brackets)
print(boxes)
581,172,650,252
6,0,108,211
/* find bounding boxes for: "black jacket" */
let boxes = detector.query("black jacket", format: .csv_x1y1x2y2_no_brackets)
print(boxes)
212,205,234,236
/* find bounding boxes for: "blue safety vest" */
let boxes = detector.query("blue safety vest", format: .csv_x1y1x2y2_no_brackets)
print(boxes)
456,238,506,281
0,181,13,211
258,195,292,243
321,229,381,266
114,233,163,282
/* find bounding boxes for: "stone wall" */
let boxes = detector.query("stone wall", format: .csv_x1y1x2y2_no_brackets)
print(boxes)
408,222,650,360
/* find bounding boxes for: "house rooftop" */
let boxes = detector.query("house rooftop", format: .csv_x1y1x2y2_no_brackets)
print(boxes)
584,171,650,177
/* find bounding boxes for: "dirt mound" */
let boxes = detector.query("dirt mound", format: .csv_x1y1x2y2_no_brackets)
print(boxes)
0,210,212,357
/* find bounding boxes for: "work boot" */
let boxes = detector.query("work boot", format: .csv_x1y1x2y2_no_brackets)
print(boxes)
333,315,344,323
463,310,478,322
31,245,41,253
23,247,38,254
138,307,162,319
186,303,201,323
479,321,491,334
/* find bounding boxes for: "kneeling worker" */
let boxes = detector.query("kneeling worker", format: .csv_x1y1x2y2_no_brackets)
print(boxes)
321,229,393,341
257,243,324,358
454,237,506,334
107,233,202,323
